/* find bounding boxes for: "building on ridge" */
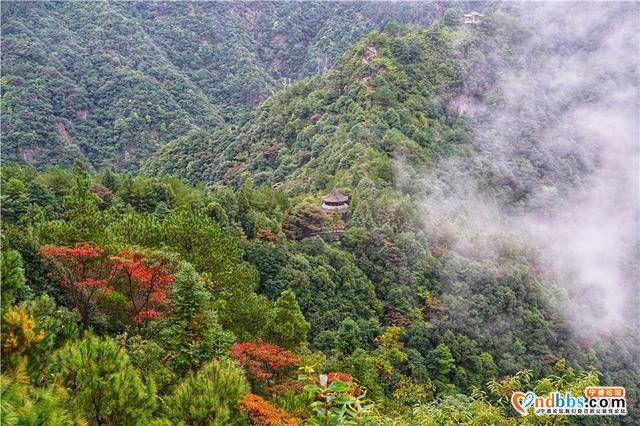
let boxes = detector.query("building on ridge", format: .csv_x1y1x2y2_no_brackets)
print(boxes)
320,188,349,215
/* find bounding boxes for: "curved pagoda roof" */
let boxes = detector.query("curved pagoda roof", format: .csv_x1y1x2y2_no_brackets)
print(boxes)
322,188,349,203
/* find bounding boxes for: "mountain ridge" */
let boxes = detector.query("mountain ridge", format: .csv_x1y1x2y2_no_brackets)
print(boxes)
1,1,459,171
146,23,471,192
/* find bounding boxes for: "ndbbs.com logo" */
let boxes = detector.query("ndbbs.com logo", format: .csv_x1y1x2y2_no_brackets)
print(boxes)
511,387,626,416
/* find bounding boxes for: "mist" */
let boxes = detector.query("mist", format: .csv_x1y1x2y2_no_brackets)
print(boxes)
407,2,639,346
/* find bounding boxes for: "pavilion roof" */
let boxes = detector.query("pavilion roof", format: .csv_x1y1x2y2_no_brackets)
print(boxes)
321,188,348,203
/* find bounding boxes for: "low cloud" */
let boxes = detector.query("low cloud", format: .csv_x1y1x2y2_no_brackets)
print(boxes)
409,2,639,344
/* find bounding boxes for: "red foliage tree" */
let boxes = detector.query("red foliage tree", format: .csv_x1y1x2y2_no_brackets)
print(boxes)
230,340,299,389
89,183,112,207
40,243,117,329
383,304,411,327
109,250,173,330
40,243,174,332
255,230,278,242
239,394,300,426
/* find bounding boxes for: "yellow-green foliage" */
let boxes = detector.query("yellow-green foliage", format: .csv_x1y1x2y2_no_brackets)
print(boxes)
164,359,249,425
50,333,157,425
1,306,44,372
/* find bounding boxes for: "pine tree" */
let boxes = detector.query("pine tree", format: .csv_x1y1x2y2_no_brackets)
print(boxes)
50,333,156,425
335,318,362,355
1,249,26,310
26,180,57,208
348,200,374,229
97,167,119,192
59,172,103,243
265,289,309,350
428,343,456,392
1,178,29,222
164,359,249,425
1,372,75,426
162,262,234,375
162,208,269,341
1,306,44,373
152,201,170,220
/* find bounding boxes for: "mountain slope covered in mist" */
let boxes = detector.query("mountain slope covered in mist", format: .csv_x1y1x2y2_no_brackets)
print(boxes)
148,2,640,415
1,2,638,424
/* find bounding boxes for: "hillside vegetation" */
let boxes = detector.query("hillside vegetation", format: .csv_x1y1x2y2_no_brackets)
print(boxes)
146,21,469,190
2,2,638,425
1,1,446,171
0,161,610,424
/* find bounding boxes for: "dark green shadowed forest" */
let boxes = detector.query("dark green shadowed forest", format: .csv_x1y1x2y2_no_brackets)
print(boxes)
1,1,638,425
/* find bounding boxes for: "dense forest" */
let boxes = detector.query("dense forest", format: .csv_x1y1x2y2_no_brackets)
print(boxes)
1,1,639,425
0,162,619,425
2,1,457,170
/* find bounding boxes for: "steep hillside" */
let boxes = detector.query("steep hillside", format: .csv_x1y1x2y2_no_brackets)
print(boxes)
147,8,626,383
147,4,640,417
1,1,454,171
1,2,638,424
1,2,223,170
146,23,470,190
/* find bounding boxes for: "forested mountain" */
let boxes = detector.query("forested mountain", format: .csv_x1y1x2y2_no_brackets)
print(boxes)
2,1,461,171
0,162,618,424
147,1,640,411
146,16,469,189
1,1,639,425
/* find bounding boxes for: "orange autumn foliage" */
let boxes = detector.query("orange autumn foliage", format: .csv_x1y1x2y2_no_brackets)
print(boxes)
240,393,300,426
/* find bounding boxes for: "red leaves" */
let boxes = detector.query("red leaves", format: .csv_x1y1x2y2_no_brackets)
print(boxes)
384,305,411,327
230,340,299,384
39,243,173,330
326,372,353,384
327,372,362,395
89,183,112,200
77,278,113,296
40,243,113,292
133,309,162,325
240,394,300,426
40,243,117,328
40,242,104,262
109,250,173,325
255,230,278,242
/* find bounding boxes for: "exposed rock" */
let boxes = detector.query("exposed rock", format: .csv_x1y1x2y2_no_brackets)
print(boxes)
362,45,378,64
55,122,72,144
